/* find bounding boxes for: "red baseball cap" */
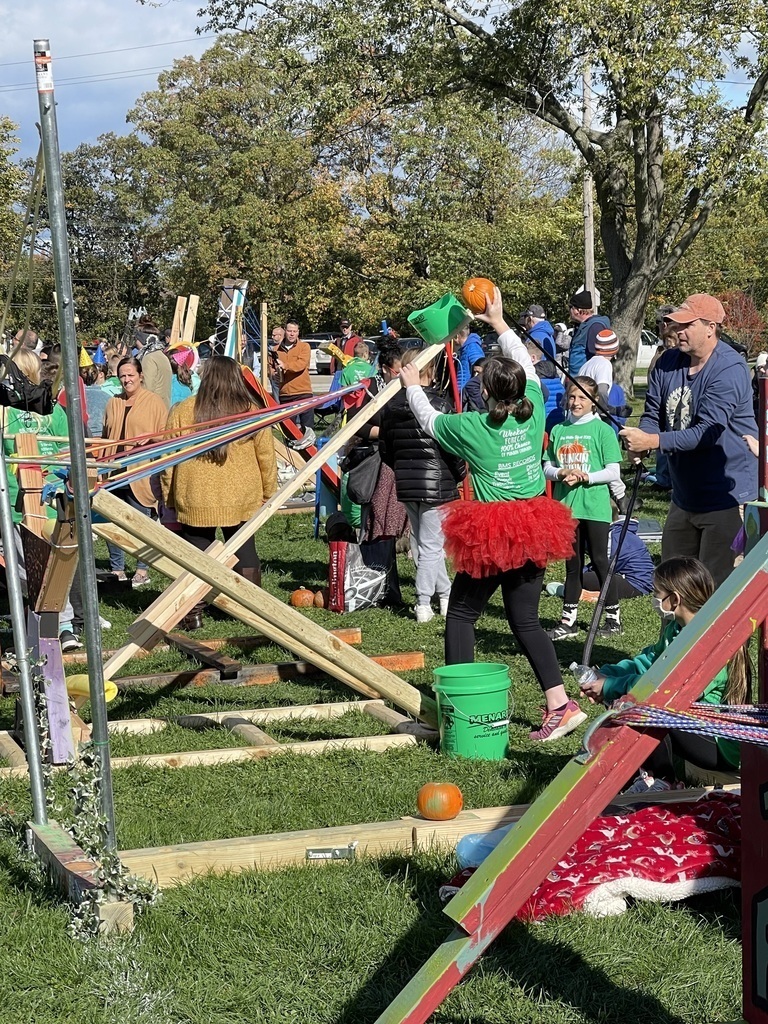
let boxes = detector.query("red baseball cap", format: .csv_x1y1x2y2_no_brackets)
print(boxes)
666,293,725,325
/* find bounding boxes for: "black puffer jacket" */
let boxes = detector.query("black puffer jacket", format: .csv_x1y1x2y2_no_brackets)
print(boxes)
379,387,465,504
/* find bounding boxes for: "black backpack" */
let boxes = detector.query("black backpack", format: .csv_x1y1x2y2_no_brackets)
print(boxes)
0,356,51,413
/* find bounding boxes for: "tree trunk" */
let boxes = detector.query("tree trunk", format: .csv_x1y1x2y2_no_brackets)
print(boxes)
611,270,654,396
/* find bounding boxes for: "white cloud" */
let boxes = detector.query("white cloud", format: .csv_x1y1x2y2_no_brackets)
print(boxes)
0,0,215,157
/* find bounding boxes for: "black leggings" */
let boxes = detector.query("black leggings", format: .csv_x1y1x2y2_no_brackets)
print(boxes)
565,519,617,606
283,391,314,431
179,524,260,573
582,570,643,599
445,562,564,694
644,732,735,780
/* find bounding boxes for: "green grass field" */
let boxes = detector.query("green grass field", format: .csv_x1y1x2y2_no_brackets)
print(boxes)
0,473,743,1024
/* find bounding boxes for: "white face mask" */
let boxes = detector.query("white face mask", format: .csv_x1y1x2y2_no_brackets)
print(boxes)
652,595,676,621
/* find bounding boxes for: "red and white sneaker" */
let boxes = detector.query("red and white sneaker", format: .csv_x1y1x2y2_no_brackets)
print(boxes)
529,700,587,742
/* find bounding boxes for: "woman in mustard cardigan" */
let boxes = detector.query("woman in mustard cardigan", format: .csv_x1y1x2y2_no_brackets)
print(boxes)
161,356,278,629
102,357,168,587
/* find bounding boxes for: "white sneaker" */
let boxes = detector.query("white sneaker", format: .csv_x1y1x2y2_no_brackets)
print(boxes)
414,605,434,623
439,597,449,616
289,427,316,450
99,615,112,630
545,581,565,597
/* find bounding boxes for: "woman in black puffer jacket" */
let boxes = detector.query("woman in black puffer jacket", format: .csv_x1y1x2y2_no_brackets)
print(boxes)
379,348,466,623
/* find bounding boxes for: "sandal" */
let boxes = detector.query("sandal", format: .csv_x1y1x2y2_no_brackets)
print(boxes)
131,570,151,589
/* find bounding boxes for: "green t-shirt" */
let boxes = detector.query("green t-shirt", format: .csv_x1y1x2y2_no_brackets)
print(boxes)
547,416,622,523
2,404,70,524
340,359,374,387
431,379,545,502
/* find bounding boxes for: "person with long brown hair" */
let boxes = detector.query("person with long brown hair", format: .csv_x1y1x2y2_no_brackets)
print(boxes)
161,355,278,630
580,556,747,789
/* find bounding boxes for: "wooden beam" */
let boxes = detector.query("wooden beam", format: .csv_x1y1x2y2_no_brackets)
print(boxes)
92,491,437,724
33,500,80,613
165,633,242,678
118,787,734,888
219,715,280,748
0,730,27,767
15,433,47,538
27,820,134,933
174,700,386,729
0,732,418,779
96,342,442,673
181,295,199,345
107,718,168,735
169,296,187,347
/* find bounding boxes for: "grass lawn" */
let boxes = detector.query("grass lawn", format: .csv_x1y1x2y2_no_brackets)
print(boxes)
0,447,744,1023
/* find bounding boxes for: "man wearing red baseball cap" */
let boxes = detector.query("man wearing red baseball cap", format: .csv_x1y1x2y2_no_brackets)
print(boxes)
621,293,757,586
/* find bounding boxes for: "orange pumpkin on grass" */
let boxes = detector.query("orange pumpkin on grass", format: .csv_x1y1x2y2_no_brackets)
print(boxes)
417,782,464,821
290,588,315,608
461,277,496,315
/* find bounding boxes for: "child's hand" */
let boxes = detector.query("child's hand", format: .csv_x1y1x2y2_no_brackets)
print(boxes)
399,363,421,389
560,469,588,486
580,673,606,702
475,286,509,335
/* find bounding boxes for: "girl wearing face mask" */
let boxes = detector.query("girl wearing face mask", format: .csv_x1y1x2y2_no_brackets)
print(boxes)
580,556,746,791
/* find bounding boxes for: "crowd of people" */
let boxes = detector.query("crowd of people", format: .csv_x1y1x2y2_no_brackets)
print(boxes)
1,284,761,786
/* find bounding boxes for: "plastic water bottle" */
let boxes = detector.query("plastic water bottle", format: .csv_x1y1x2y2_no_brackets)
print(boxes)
570,662,598,686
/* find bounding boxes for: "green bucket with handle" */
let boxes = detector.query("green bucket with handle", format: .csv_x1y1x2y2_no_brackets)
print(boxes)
407,293,471,346
432,663,511,760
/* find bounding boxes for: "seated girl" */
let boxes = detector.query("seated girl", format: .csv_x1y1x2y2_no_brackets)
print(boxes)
579,555,745,792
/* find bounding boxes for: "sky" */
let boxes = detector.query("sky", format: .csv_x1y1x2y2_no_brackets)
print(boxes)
0,0,222,159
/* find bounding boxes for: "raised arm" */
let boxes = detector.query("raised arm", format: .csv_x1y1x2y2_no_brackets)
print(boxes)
476,286,538,385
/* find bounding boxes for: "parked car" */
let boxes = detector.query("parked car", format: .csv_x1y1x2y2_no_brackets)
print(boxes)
303,332,340,374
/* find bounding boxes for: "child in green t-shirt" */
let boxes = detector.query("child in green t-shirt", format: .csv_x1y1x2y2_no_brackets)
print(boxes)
544,376,623,639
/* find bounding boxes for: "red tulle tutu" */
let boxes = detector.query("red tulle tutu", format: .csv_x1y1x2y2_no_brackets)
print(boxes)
440,496,576,578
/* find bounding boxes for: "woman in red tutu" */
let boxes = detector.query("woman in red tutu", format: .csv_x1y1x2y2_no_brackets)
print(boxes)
399,287,584,742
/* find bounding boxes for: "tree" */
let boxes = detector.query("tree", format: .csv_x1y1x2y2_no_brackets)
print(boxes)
194,0,768,386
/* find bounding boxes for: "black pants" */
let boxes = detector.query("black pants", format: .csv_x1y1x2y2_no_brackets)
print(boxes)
282,391,314,431
582,570,643,599
445,562,564,694
644,732,735,780
179,524,260,573
564,519,617,607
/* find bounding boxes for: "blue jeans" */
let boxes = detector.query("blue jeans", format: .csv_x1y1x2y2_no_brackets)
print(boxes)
106,486,153,572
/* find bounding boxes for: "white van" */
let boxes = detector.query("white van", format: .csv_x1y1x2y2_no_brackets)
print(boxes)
635,329,660,370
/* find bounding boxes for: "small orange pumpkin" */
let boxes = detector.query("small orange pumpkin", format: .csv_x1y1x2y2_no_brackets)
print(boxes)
461,277,496,315
417,782,464,821
290,587,315,608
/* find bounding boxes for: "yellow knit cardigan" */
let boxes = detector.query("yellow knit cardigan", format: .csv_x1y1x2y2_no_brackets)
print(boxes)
161,397,278,528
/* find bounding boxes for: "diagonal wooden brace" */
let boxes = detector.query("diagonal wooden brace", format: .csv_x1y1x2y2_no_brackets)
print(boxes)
92,490,437,724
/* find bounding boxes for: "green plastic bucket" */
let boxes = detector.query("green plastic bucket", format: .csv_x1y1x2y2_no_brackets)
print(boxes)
407,293,471,346
432,663,511,760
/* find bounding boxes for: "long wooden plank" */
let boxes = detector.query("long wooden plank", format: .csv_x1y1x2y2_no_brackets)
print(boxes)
33,500,80,613
219,715,280,748
118,787,730,888
93,490,437,724
15,433,46,538
101,342,441,674
181,295,199,345
0,733,418,780
61,628,362,666
169,296,187,347
175,700,383,728
0,730,28,767
165,633,242,678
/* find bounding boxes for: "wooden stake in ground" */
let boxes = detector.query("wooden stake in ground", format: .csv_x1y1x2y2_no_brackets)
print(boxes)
92,489,438,725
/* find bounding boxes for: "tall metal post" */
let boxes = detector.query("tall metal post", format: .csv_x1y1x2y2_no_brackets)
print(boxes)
33,40,116,849
582,67,596,303
0,448,47,823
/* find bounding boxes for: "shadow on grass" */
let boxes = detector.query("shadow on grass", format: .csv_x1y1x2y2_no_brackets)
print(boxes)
336,856,687,1024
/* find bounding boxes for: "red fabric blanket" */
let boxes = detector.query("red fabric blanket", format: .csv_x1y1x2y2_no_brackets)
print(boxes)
443,794,741,920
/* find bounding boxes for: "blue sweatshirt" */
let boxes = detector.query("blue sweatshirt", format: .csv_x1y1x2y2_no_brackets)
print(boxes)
639,342,757,512
587,519,654,594
569,314,610,375
527,319,556,361
457,332,485,391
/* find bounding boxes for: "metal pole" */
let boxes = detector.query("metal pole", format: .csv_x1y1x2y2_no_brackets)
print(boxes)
33,39,116,850
582,67,596,303
0,446,48,823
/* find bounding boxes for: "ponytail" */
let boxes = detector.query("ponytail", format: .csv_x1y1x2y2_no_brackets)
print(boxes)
483,357,533,425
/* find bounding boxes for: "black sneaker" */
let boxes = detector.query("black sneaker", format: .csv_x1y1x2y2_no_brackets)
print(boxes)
59,629,83,653
548,622,579,641
596,621,623,638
